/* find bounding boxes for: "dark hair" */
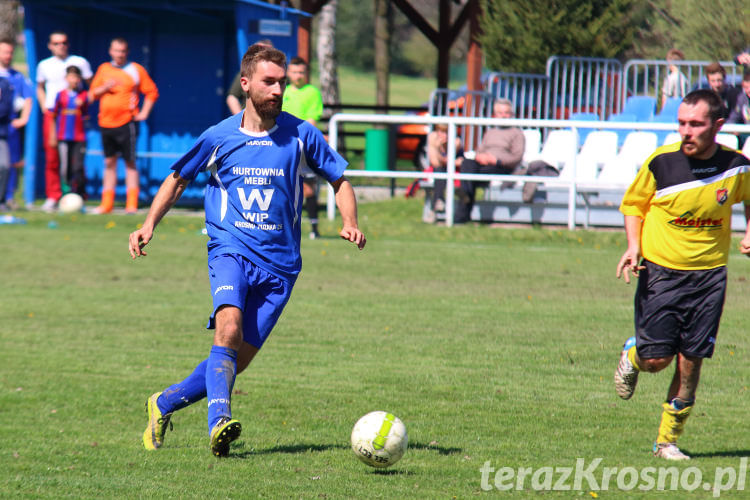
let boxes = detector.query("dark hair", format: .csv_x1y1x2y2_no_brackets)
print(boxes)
49,31,68,42
66,65,82,77
682,89,724,122
289,56,308,68
705,62,725,76
666,48,684,61
0,37,15,47
241,43,286,78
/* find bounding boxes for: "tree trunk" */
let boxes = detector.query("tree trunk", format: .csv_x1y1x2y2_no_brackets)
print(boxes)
317,0,340,116
374,0,391,112
0,1,19,42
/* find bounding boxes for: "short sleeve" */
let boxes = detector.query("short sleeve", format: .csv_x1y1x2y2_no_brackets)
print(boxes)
620,161,656,218
300,123,347,183
170,127,219,181
76,57,93,80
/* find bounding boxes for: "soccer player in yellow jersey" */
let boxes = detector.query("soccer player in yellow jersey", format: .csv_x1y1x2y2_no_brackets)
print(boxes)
614,89,750,460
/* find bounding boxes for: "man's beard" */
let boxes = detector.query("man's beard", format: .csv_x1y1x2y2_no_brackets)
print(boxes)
248,90,282,120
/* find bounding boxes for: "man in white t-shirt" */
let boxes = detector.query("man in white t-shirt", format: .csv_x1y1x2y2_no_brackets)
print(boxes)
35,31,92,212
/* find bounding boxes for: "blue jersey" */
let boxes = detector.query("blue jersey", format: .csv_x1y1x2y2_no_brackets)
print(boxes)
171,111,348,281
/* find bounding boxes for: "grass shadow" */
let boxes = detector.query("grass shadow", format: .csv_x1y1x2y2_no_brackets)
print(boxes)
232,442,349,458
684,449,750,458
408,441,463,456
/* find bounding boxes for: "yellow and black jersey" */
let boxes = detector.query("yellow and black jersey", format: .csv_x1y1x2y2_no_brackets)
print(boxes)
620,142,750,270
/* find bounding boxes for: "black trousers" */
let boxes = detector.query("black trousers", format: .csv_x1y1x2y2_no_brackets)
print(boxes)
455,159,513,222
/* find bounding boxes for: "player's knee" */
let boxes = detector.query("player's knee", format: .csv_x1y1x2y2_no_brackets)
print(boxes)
640,356,672,373
214,306,243,349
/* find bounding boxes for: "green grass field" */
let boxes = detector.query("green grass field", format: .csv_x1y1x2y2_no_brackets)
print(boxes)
3,196,750,498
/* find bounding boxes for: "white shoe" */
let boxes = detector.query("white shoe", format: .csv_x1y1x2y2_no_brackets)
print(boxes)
653,442,690,460
614,337,638,400
41,197,57,213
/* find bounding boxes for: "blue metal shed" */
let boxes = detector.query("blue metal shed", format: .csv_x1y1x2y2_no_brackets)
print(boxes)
21,0,308,204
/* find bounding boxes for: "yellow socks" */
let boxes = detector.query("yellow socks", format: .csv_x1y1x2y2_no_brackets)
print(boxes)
627,345,640,371
656,401,693,444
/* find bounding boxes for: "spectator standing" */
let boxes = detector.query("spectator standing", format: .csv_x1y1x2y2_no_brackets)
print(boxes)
661,49,689,108
0,74,14,210
89,37,158,214
49,66,88,197
282,57,324,238
705,62,740,119
0,37,32,210
454,98,524,223
225,72,245,116
35,31,93,212
614,89,750,460
130,44,365,456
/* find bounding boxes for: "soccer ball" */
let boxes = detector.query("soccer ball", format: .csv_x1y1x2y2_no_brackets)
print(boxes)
351,411,408,468
58,193,84,214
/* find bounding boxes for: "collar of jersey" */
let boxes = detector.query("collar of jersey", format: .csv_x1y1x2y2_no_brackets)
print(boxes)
238,124,277,137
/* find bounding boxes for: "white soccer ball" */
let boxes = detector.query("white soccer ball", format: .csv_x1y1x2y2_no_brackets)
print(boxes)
351,411,408,468
58,193,84,214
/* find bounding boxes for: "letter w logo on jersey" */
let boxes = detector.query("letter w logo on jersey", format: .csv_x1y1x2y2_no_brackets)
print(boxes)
237,187,274,211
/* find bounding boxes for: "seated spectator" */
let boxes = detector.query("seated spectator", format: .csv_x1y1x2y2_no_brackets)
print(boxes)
728,70,750,124
727,70,750,147
705,62,740,119
661,49,689,108
454,98,524,223
735,48,750,68
424,123,462,223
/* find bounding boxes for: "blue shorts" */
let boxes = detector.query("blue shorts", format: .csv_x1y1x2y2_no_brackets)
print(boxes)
207,253,294,348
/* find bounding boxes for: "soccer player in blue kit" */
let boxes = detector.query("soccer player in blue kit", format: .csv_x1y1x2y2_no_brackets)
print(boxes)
128,44,366,457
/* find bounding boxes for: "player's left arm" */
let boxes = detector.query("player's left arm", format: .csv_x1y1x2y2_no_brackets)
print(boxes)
330,176,366,250
740,203,750,256
135,66,159,121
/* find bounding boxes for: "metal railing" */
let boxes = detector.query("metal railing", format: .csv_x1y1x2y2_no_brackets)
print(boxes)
486,71,549,120
545,56,623,120
326,112,750,229
623,59,743,104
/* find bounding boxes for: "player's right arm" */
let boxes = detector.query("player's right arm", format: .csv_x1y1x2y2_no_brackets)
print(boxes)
616,215,645,283
129,172,189,259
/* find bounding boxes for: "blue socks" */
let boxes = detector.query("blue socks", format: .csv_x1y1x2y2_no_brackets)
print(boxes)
205,345,238,433
157,359,209,415
154,345,239,435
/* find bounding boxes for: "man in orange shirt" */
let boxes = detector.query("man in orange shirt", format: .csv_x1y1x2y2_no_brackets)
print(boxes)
90,37,158,213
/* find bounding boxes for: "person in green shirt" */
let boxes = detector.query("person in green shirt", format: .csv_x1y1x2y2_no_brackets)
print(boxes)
282,57,325,239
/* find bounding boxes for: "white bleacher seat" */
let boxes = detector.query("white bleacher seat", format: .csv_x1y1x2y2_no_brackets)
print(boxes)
522,129,541,166
744,137,750,157
564,130,619,182
533,129,579,173
598,131,657,186
716,133,739,150
663,132,680,145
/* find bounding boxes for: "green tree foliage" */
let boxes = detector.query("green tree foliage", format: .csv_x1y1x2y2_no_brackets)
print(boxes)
479,0,640,74
630,0,750,61
332,1,467,77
